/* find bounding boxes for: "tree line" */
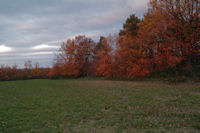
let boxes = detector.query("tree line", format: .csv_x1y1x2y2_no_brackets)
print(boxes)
0,61,49,81
0,0,200,81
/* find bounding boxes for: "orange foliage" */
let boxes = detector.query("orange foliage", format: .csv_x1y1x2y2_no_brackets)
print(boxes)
55,36,95,77
136,0,200,74
95,37,114,77
32,63,40,78
0,62,50,81
49,63,62,78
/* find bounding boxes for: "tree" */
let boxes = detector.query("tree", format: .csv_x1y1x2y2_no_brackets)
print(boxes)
11,65,19,80
32,62,40,78
116,14,144,78
119,14,141,36
49,62,62,78
134,0,200,75
23,60,33,78
56,36,96,77
95,36,106,52
95,37,114,77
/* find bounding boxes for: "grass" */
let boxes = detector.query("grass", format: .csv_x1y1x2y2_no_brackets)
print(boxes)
0,79,200,133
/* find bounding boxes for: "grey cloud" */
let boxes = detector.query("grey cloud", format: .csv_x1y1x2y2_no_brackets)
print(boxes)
0,0,149,67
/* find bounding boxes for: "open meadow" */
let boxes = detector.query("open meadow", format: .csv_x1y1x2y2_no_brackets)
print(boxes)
0,79,200,133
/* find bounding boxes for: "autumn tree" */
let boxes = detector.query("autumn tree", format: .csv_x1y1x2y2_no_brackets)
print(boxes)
32,62,40,78
0,65,10,80
56,36,96,77
134,0,200,76
11,65,19,80
49,62,62,78
95,36,115,77
39,68,50,78
0,65,19,81
115,14,147,78
22,60,33,79
151,0,200,58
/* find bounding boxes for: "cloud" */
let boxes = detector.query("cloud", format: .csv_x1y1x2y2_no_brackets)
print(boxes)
0,0,148,67
20,51,54,56
0,45,12,53
32,44,59,50
88,8,128,26
126,0,149,10
19,23,43,31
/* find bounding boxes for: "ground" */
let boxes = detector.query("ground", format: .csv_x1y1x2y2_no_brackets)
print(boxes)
0,79,200,133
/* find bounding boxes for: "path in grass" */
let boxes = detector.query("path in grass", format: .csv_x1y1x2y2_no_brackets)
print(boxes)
0,79,200,132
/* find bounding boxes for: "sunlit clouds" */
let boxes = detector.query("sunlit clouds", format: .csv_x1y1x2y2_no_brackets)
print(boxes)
32,44,59,50
0,45,12,53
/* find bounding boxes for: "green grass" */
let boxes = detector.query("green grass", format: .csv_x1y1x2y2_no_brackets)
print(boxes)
0,79,200,133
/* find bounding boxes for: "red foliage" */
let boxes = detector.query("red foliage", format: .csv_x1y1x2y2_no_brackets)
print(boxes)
49,63,62,78
55,36,95,77
95,37,114,77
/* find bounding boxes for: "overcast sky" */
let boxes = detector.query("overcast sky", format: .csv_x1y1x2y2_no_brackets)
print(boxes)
0,0,149,68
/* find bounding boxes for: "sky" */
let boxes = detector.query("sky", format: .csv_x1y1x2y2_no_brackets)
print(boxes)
0,0,149,68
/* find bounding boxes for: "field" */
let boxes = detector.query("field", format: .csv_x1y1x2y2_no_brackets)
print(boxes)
0,79,200,133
